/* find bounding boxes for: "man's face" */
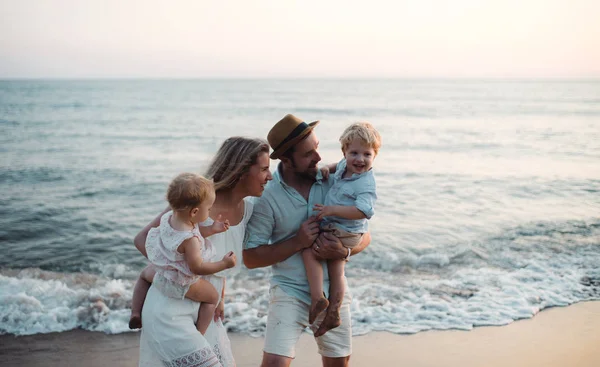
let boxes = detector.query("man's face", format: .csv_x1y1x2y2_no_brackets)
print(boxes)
288,132,321,180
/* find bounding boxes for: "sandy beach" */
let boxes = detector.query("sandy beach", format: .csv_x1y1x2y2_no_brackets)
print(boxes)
1,301,598,367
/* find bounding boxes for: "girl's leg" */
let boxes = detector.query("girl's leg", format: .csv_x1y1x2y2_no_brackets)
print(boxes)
185,279,219,334
314,259,344,337
129,265,156,329
303,248,329,324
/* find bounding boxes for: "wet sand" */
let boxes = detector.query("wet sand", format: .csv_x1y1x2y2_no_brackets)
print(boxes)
1,301,598,367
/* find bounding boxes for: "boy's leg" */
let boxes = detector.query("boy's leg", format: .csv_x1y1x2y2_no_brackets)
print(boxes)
314,259,344,337
302,248,329,324
315,289,352,364
129,265,156,329
185,279,219,334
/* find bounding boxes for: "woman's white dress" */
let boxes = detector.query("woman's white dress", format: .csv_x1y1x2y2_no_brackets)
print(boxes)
139,198,253,367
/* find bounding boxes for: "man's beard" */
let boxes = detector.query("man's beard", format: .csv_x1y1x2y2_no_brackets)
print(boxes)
290,158,318,181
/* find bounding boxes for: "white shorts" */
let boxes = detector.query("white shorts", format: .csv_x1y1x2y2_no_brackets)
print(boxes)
263,285,352,359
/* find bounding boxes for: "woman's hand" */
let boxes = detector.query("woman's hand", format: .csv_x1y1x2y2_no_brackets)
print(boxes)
214,300,225,322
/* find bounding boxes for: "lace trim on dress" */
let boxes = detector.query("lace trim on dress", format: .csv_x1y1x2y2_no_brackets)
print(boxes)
162,346,221,367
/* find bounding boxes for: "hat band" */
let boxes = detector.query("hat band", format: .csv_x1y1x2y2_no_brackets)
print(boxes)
273,122,309,152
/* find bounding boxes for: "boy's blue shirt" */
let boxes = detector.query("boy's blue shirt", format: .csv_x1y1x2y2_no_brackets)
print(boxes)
321,158,377,233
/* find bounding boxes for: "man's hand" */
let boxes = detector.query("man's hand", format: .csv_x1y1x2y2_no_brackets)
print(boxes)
214,300,225,322
297,216,320,248
312,231,347,260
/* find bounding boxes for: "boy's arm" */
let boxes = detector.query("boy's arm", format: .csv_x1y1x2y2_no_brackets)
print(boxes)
314,204,366,221
326,162,338,174
180,237,229,275
133,206,170,258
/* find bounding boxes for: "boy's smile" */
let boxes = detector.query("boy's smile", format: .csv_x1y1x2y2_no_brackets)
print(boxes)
343,140,375,176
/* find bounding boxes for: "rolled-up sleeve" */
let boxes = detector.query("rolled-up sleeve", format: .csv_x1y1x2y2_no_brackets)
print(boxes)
244,195,275,250
355,188,376,219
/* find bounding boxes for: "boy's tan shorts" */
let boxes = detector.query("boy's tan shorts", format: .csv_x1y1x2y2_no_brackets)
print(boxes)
321,223,363,249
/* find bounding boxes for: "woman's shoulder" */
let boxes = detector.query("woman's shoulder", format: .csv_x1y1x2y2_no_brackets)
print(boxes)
243,197,255,223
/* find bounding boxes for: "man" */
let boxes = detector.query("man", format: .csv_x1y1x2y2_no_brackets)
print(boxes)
243,114,371,367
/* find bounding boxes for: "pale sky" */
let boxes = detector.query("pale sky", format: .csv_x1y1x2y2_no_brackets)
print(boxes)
1,0,599,78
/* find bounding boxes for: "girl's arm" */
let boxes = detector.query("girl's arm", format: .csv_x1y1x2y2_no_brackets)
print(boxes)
198,215,230,238
133,206,170,258
179,237,236,275
313,204,366,221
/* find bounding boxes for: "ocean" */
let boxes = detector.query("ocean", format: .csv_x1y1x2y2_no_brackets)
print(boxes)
1,79,599,336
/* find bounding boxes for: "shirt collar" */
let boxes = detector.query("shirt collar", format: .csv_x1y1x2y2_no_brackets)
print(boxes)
334,158,371,181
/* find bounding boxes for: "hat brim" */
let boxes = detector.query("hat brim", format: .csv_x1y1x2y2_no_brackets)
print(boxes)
270,120,319,159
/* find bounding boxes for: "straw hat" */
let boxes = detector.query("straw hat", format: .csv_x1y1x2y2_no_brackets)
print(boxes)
267,114,319,159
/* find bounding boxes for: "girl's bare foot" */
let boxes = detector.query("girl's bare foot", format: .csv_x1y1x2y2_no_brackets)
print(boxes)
309,297,329,324
314,308,341,337
129,314,142,329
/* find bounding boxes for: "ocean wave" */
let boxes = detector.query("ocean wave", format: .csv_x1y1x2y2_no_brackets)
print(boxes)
1,219,599,337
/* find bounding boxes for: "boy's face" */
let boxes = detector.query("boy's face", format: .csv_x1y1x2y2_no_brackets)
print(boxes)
191,191,216,223
343,140,375,175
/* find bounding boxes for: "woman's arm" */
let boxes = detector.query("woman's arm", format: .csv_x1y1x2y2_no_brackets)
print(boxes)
214,278,226,321
133,206,170,258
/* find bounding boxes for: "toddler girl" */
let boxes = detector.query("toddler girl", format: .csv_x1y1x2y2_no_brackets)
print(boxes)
129,172,236,334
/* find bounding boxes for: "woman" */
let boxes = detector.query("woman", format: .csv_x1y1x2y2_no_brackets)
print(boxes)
134,137,272,367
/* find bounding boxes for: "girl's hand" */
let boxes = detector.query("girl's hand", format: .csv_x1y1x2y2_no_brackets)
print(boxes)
214,300,225,322
222,251,237,269
211,214,230,234
313,204,335,220
320,166,330,180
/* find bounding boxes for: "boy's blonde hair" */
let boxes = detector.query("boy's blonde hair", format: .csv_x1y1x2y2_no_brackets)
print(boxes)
339,122,382,155
167,173,214,211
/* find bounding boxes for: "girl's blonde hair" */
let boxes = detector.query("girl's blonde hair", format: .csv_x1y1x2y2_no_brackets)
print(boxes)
205,137,270,192
339,122,382,154
167,173,214,210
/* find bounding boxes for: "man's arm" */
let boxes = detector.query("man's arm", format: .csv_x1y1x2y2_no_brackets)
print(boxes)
133,206,170,258
312,231,371,260
243,216,321,269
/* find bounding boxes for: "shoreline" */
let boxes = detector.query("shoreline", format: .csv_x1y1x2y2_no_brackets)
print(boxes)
1,301,598,367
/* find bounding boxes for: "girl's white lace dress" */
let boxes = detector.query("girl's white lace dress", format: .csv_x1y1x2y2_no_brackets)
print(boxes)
139,199,253,367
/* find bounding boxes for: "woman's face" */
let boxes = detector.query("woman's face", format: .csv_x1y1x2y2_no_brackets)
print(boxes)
240,152,272,197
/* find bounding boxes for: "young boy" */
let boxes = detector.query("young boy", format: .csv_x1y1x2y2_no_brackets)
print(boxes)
303,122,381,337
